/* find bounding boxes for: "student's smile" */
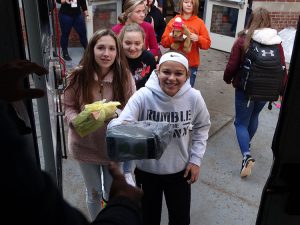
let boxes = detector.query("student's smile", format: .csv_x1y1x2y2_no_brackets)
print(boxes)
122,31,144,59
157,61,188,96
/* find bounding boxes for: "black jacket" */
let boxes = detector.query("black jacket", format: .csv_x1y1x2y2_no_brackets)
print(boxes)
147,5,166,43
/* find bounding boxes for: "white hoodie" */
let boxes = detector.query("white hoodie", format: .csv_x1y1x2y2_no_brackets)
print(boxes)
109,70,211,175
252,28,282,45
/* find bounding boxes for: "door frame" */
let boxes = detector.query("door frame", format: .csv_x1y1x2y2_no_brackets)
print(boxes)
86,0,122,39
204,0,248,52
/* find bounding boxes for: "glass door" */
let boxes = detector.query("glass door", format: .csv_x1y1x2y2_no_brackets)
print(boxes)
204,0,248,52
86,0,122,40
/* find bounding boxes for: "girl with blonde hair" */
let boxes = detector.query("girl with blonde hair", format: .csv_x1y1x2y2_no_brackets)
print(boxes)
119,23,156,90
112,0,160,57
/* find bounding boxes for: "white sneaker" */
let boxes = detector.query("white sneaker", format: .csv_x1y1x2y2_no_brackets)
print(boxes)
124,173,136,186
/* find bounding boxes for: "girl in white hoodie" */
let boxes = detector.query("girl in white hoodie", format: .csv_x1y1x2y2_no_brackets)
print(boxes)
109,51,210,225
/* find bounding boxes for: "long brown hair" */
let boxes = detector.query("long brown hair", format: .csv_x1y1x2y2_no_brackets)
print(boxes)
66,29,133,108
243,7,272,52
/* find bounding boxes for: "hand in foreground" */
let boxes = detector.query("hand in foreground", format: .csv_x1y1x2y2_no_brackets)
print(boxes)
108,162,143,205
184,163,200,184
0,60,47,102
190,33,199,42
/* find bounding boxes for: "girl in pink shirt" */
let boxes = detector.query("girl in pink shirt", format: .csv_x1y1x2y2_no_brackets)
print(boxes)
112,0,159,57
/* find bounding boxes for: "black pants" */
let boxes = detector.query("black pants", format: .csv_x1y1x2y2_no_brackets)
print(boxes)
135,168,191,225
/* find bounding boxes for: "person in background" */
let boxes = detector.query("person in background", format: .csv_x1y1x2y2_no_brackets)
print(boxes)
157,0,168,18
56,0,89,61
0,59,143,225
64,29,136,220
118,23,156,185
161,0,211,87
112,0,160,58
223,8,287,178
156,0,164,15
108,51,211,225
172,0,181,16
119,23,156,90
144,0,154,26
144,0,166,43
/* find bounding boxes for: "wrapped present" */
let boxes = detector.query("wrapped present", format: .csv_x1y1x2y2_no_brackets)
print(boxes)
72,100,120,137
106,120,172,161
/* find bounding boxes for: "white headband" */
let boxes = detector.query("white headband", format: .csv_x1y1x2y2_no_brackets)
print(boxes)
158,52,189,71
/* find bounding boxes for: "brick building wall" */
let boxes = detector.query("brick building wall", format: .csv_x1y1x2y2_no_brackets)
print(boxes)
253,0,300,31
210,5,236,37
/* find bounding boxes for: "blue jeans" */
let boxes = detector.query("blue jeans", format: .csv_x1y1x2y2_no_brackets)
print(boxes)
189,67,198,87
78,162,113,220
59,13,87,49
234,89,266,157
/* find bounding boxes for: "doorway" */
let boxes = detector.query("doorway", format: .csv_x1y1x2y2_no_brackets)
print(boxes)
204,0,249,52
86,0,122,40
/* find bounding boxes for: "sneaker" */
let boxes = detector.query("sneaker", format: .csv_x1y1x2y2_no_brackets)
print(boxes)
124,173,136,186
240,155,255,178
63,53,72,61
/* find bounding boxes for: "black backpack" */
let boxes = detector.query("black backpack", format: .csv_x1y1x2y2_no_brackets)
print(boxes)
239,40,285,103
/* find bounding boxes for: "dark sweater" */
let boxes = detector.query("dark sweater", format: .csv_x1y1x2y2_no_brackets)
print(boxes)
147,5,166,43
127,50,156,90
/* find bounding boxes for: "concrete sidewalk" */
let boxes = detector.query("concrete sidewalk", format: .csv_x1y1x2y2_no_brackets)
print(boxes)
62,47,280,224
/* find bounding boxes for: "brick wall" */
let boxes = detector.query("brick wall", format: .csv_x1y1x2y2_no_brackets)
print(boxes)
253,0,300,31
210,5,236,38
270,11,299,30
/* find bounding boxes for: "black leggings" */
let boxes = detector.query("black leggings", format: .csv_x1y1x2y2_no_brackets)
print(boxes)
135,168,191,225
